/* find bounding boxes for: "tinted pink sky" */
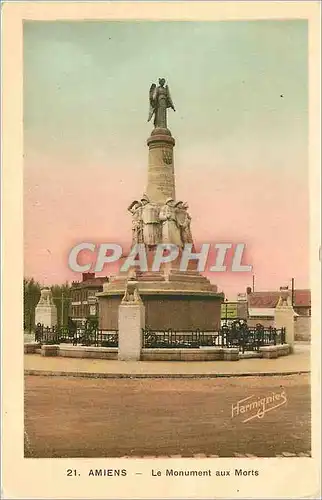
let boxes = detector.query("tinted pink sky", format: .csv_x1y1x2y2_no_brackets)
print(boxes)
24,21,309,299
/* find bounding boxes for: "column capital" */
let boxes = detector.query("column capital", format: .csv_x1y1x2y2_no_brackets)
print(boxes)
147,129,175,147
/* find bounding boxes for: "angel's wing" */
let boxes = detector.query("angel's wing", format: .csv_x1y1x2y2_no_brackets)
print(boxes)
148,83,157,122
149,83,157,105
165,85,175,111
128,200,139,212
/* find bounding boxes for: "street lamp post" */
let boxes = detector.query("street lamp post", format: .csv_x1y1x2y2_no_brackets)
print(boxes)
53,294,72,327
225,298,228,325
61,290,64,326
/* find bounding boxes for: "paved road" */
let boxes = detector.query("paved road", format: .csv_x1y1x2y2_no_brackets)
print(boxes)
24,374,310,458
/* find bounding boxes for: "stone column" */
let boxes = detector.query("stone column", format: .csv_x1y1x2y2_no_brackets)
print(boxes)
35,288,57,328
274,291,295,352
118,280,145,361
146,128,175,203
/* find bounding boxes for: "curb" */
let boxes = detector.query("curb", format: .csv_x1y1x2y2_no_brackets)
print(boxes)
115,452,312,458
24,369,310,379
23,446,311,459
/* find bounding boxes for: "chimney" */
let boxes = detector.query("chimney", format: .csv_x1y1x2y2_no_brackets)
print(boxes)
82,272,95,282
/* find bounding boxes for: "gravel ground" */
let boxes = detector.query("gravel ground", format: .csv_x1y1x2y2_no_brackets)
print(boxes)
24,373,310,458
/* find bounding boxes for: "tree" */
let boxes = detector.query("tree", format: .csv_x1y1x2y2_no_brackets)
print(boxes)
23,278,72,331
51,282,72,328
23,278,41,333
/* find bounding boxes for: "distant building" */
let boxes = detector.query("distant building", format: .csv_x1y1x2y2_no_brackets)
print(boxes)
247,288,311,320
221,287,311,340
220,295,248,326
69,273,109,326
246,287,311,340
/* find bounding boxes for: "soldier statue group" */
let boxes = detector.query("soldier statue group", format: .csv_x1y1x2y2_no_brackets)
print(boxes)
128,194,193,248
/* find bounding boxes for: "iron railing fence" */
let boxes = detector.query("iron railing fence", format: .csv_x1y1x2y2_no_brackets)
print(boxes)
142,324,286,352
221,323,286,352
35,323,118,347
35,322,285,353
142,329,225,349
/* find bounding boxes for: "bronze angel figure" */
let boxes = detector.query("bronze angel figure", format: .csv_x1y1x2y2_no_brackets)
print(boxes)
148,78,175,129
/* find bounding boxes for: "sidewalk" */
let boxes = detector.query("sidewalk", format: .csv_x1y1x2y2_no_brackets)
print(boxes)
24,342,310,378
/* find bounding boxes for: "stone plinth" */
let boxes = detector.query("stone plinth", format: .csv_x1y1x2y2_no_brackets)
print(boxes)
59,346,118,360
35,288,57,328
223,348,239,361
259,346,278,359
41,345,59,357
274,292,295,352
141,348,224,362
118,303,145,361
24,343,38,354
146,128,175,203
98,269,223,331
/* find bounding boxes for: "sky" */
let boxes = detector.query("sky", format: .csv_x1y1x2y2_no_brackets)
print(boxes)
24,20,309,299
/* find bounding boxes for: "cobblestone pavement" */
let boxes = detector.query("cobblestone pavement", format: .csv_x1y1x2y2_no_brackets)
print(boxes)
24,342,310,377
24,373,310,458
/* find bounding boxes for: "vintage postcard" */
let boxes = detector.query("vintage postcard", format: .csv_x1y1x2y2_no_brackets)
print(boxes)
1,1,321,499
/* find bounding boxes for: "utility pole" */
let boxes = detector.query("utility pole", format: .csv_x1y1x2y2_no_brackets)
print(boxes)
61,290,64,327
291,278,295,307
53,293,71,328
252,275,255,293
225,298,228,325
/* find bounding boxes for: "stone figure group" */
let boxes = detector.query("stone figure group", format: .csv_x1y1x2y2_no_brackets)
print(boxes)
121,280,143,304
128,194,193,248
37,288,55,306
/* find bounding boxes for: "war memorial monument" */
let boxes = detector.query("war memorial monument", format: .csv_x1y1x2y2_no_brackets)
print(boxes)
98,79,224,331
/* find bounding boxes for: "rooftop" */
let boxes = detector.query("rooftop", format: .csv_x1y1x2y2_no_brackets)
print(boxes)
71,276,109,289
247,289,311,308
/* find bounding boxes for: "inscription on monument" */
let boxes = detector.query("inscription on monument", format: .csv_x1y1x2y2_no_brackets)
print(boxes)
162,149,173,165
148,169,175,196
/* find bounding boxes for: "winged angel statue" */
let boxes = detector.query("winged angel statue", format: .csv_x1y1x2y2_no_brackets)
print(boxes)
148,78,175,129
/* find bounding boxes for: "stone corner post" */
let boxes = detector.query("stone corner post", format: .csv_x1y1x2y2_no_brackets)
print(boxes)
118,280,145,361
35,288,58,328
274,290,295,352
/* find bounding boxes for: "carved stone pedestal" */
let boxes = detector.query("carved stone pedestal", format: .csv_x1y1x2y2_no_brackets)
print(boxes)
118,281,145,361
147,128,175,203
98,268,223,332
35,288,57,328
274,290,296,352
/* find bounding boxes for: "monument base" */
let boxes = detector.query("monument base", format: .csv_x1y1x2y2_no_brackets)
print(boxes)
118,303,145,361
97,268,224,331
35,288,58,328
35,307,58,328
